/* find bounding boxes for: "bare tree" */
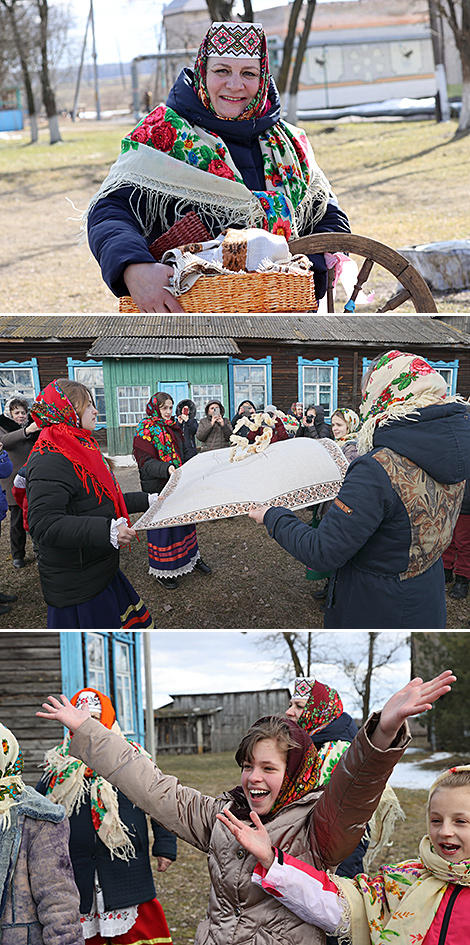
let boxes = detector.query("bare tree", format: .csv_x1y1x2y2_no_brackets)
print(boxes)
276,0,304,95
36,0,61,143
433,0,470,132
286,0,316,123
257,631,410,722
328,632,410,723
0,0,39,142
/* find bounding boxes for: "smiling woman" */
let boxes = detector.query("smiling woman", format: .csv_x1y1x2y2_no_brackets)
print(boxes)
85,20,350,312
35,673,454,945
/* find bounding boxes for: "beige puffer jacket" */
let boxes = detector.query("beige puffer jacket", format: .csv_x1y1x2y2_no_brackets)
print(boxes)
72,714,410,945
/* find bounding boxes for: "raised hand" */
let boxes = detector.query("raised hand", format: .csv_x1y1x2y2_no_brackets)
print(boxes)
216,807,274,870
36,694,90,732
371,670,455,749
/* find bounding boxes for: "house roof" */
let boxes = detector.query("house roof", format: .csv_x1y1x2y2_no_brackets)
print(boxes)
0,315,467,351
87,336,242,357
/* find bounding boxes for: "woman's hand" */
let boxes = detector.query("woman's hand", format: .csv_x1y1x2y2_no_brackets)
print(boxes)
26,421,39,435
156,856,173,872
371,670,456,749
116,523,136,547
36,694,90,732
124,262,184,313
248,506,270,525
168,465,176,476
216,808,274,870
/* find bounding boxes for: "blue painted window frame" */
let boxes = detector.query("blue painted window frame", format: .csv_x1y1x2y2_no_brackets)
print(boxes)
67,357,106,428
111,633,139,738
0,358,40,410
297,357,338,418
228,357,272,416
60,633,85,696
362,357,459,396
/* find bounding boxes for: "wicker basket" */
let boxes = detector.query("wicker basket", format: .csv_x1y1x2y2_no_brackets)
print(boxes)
119,270,317,313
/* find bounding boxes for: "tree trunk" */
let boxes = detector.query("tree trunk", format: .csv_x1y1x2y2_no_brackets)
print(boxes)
287,0,317,123
204,0,234,22
282,632,305,677
361,632,377,724
241,0,253,22
37,0,62,142
277,0,304,95
1,0,39,143
436,0,470,131
458,50,470,130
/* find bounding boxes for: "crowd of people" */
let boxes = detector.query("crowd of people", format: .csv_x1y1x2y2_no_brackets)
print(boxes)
0,349,468,629
16,667,462,945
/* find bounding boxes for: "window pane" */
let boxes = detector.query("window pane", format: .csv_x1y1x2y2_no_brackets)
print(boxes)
234,366,249,384
115,642,134,733
87,633,106,692
248,367,265,384
318,368,332,384
117,386,150,425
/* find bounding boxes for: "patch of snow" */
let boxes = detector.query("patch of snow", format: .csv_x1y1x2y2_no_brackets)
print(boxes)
389,752,454,790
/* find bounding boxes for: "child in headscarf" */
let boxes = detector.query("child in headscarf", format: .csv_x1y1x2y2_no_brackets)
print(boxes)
25,379,154,629
0,721,82,945
330,408,360,463
249,351,470,628
219,764,470,945
36,689,175,945
37,672,454,945
133,390,211,589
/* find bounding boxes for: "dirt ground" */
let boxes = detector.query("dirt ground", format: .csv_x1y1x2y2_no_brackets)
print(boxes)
1,460,469,630
1,115,470,313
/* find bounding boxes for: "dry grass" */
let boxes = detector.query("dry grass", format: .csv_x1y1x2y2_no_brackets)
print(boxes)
0,114,469,312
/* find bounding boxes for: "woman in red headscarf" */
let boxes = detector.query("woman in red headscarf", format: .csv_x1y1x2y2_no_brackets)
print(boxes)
36,688,175,945
25,378,154,628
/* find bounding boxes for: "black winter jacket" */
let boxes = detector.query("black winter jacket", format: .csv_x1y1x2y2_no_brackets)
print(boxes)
87,69,350,301
36,775,176,913
26,449,149,608
134,420,189,494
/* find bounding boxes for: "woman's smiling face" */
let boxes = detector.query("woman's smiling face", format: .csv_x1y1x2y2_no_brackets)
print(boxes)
241,737,286,816
206,57,261,119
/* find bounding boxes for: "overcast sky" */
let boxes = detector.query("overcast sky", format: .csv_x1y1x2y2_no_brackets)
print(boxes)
57,0,357,69
148,630,412,717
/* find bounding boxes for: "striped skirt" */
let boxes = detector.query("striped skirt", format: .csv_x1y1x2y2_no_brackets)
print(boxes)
147,524,199,578
47,570,154,629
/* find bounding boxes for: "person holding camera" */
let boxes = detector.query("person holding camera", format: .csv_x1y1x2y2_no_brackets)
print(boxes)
196,401,233,452
175,398,199,459
0,393,40,568
295,405,333,440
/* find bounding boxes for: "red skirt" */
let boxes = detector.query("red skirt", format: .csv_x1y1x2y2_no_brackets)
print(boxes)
85,898,172,945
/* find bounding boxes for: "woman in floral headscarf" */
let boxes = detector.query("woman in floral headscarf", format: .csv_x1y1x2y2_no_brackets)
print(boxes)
36,689,175,945
249,350,470,628
133,390,211,589
86,21,350,312
330,407,360,463
221,764,470,945
25,378,154,628
0,721,82,945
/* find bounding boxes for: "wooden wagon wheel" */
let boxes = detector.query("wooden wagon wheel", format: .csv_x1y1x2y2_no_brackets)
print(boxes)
289,233,437,313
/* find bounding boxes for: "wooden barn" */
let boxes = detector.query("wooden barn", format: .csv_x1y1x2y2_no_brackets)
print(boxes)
0,315,468,456
0,631,144,785
153,688,293,754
